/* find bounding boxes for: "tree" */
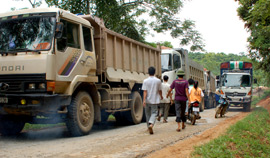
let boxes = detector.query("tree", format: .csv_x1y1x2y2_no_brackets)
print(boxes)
45,0,205,51
235,0,270,73
188,51,270,86
28,0,43,8
11,0,42,10
146,41,173,48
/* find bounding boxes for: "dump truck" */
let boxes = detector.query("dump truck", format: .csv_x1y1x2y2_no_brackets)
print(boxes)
161,48,216,112
219,61,256,111
0,8,161,136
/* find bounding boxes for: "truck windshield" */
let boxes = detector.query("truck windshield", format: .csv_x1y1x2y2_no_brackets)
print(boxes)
0,15,56,53
222,74,251,87
161,54,172,72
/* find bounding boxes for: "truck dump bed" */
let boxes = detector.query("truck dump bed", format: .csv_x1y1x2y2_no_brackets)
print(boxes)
81,15,161,83
175,48,205,90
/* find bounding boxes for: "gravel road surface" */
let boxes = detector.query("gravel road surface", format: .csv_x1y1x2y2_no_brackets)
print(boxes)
0,107,243,158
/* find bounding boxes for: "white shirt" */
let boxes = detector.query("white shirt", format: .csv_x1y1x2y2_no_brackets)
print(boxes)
160,82,171,103
142,76,162,104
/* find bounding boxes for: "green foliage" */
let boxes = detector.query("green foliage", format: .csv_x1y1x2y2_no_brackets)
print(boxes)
147,41,173,48
236,0,270,73
28,0,42,8
44,0,205,51
188,52,270,86
192,106,270,158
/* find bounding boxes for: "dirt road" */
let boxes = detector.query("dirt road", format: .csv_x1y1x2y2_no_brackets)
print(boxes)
0,107,244,158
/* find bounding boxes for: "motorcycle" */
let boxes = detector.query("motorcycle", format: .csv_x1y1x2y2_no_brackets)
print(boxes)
215,94,230,118
187,101,201,125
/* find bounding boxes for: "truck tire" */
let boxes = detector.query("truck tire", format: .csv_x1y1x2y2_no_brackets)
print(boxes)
125,91,143,124
0,116,25,136
66,91,94,137
243,103,251,112
200,101,205,112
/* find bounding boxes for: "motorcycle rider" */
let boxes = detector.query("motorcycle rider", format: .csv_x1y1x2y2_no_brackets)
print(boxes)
189,81,204,118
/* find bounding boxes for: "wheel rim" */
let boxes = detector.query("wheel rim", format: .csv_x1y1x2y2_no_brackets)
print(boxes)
78,98,92,129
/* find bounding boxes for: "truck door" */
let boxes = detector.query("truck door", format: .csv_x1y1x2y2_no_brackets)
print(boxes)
55,19,82,81
55,19,95,81
172,53,182,79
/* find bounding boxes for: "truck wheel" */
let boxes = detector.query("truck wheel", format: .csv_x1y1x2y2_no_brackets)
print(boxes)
0,116,25,136
200,101,205,112
243,103,251,112
125,91,143,124
66,91,94,137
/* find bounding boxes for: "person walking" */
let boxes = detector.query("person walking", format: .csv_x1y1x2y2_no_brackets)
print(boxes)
167,70,189,132
157,75,172,123
186,78,195,116
142,67,163,134
189,81,204,118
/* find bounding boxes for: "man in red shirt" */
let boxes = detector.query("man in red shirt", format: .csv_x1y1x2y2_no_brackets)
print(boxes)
167,70,190,132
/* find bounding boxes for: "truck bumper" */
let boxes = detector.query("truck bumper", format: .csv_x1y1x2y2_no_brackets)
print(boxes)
0,94,71,115
228,96,251,105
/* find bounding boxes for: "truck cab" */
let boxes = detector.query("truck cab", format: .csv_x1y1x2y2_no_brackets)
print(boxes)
161,49,182,84
219,61,255,111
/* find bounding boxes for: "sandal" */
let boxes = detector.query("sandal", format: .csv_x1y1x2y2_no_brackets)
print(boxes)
163,120,168,123
148,126,154,134
182,125,186,129
176,128,181,132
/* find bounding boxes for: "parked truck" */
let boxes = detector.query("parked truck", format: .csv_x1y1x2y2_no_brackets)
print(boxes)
161,48,216,112
219,61,256,111
0,8,161,136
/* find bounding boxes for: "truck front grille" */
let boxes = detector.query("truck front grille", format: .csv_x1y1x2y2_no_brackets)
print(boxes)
0,74,46,93
225,92,246,97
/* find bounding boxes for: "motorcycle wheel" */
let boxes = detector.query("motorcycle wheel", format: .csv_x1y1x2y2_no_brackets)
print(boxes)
191,114,196,125
221,106,227,117
215,106,221,118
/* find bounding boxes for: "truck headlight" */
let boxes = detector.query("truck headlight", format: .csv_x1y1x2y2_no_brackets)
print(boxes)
28,83,36,90
38,83,46,90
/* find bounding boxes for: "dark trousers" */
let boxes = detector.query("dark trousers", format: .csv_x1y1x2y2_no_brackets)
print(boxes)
175,100,187,122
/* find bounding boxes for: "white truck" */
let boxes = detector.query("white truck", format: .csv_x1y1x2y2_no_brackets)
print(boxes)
0,8,161,136
161,48,216,112
219,61,256,111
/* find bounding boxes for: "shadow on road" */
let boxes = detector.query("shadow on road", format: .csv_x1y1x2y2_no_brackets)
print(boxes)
0,120,129,141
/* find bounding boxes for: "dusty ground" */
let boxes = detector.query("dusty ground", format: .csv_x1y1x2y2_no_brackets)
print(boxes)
0,107,243,158
147,91,270,158
257,96,270,114
146,111,249,158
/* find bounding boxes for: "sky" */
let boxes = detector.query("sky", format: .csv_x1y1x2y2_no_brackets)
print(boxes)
146,0,250,54
1,0,249,54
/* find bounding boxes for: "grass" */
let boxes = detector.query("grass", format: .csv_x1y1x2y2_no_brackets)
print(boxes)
23,123,65,131
191,90,270,158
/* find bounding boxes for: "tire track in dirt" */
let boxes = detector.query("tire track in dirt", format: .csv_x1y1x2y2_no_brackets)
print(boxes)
146,111,250,158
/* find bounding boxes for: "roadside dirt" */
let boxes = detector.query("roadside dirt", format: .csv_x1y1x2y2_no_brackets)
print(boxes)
147,92,270,158
146,111,250,158
257,96,270,114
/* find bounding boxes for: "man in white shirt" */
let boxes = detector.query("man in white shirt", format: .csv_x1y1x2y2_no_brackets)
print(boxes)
158,75,172,123
142,67,163,134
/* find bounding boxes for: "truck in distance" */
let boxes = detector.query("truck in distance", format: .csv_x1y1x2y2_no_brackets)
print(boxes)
219,61,256,111
0,8,161,136
161,48,216,112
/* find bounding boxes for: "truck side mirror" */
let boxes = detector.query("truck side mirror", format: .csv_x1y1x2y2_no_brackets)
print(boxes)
55,22,64,39
254,78,257,84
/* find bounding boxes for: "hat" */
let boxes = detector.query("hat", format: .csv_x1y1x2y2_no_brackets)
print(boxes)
177,70,185,75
